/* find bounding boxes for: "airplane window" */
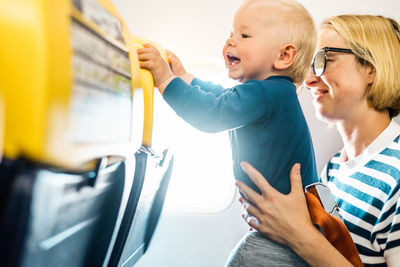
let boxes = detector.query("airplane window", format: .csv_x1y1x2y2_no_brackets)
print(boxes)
151,58,237,213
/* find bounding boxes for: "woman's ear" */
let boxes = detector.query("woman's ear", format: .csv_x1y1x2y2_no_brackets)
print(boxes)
366,65,376,85
274,44,298,70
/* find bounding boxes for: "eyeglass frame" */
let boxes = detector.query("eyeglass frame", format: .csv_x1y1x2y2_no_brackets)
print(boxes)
311,47,354,77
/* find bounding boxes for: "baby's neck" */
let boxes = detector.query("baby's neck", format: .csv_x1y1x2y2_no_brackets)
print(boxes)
262,70,290,80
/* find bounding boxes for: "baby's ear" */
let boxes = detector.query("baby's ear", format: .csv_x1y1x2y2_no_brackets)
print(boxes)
274,44,297,70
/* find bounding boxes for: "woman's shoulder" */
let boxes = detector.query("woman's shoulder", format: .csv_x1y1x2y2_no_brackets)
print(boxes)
378,119,400,161
393,119,400,145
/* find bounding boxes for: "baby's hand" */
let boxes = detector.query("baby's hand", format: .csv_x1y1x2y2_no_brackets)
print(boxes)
167,50,194,85
137,43,174,93
167,50,186,76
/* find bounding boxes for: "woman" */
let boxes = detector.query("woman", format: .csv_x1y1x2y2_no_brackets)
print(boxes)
228,14,400,266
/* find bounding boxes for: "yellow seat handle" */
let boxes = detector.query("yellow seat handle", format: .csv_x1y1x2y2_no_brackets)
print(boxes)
133,37,168,147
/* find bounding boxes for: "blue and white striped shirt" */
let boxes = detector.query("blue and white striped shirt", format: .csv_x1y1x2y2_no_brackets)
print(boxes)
322,120,400,266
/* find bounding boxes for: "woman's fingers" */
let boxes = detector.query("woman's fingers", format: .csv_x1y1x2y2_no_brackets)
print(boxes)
239,197,261,218
236,179,263,205
242,211,260,228
236,163,315,247
235,161,275,214
240,161,276,197
289,163,303,195
240,198,261,229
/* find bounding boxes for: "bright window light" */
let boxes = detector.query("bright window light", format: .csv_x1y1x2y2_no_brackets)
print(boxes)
151,58,238,213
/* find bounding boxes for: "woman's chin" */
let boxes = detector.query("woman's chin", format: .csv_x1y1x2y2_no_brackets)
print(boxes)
314,108,339,124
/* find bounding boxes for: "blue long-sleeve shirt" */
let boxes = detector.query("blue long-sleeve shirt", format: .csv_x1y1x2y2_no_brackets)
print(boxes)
163,75,318,194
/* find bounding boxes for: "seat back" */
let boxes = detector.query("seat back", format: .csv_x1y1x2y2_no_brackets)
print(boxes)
0,159,125,267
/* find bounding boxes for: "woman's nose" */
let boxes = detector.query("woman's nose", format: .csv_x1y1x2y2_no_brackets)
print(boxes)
304,68,319,89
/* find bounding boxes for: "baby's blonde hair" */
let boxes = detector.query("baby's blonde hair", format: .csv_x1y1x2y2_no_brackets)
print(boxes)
242,0,317,86
323,15,400,117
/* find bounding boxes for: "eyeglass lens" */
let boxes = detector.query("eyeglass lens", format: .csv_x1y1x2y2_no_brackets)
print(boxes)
313,50,326,77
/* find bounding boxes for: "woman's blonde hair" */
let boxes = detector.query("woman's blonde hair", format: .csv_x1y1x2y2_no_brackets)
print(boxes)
322,15,400,117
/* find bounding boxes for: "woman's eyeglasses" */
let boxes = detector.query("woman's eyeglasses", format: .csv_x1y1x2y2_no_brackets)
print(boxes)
311,47,354,77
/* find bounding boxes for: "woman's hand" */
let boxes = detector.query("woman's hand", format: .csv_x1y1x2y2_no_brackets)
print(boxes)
137,43,174,93
237,162,354,266
236,162,315,247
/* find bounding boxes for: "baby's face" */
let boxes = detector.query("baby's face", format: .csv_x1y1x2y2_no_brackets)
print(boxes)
223,1,286,82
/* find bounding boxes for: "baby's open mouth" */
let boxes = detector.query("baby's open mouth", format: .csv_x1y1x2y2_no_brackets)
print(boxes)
226,53,241,65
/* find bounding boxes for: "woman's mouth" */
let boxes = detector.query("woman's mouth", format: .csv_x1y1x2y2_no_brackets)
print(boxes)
226,53,241,67
313,89,329,101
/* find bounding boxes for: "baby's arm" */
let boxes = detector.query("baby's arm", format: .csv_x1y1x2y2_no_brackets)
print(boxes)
166,50,194,85
167,51,227,96
137,43,175,94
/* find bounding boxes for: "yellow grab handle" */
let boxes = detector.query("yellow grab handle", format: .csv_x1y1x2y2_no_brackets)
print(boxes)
133,36,168,147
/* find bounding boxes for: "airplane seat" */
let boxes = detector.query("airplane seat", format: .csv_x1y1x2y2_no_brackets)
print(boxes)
0,159,35,267
0,157,126,267
0,1,174,266
143,149,174,251
107,147,174,267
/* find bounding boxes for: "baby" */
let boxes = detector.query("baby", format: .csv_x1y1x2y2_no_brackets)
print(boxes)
137,0,318,196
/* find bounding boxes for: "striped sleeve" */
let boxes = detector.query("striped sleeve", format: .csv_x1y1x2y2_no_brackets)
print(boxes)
373,182,400,260
380,137,400,264
383,190,400,266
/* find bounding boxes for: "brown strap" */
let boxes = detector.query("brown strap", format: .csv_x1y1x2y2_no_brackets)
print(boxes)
305,192,364,267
